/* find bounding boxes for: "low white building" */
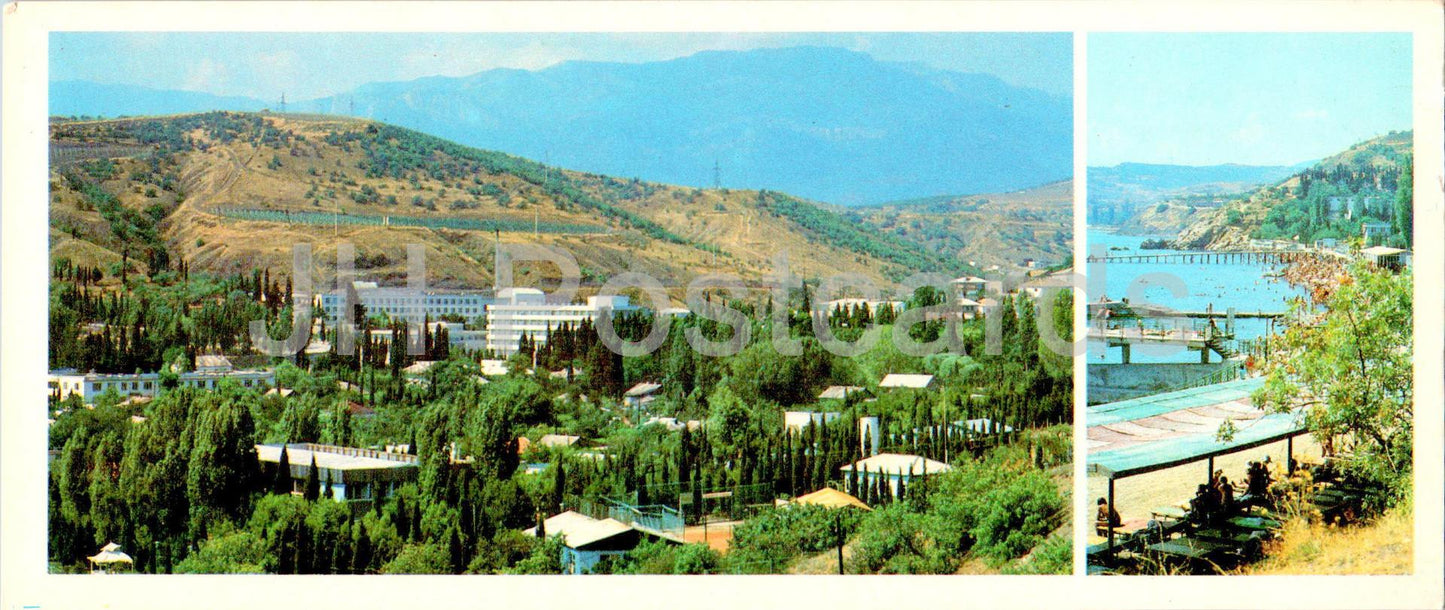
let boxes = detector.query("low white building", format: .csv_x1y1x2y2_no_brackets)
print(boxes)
840,453,953,498
49,362,275,404
485,288,635,357
783,410,840,433
256,443,417,507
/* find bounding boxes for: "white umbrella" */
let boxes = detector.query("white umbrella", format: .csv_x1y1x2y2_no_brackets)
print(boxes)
88,542,134,572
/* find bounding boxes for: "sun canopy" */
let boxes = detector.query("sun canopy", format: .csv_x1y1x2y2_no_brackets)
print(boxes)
1087,377,1306,480
793,487,871,511
89,542,134,565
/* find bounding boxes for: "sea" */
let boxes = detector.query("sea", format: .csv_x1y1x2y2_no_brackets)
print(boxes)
1086,228,1305,364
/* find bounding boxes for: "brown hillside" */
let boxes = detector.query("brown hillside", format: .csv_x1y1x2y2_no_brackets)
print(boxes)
50,112,1018,298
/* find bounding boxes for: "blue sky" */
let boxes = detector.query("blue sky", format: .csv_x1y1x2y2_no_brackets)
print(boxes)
50,32,1072,100
1089,33,1412,167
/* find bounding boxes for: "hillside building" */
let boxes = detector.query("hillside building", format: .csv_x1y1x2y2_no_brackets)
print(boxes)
841,453,953,498
318,281,492,323
783,410,841,433
485,288,635,357
49,361,275,404
256,443,418,510
526,511,643,575
1361,221,1393,246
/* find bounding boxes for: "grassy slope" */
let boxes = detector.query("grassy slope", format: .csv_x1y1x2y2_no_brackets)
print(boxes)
1241,504,1412,575
50,112,996,295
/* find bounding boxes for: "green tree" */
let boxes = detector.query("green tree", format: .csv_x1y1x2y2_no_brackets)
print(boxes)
1253,263,1413,504
273,445,292,495
1393,156,1413,247
175,529,269,574
381,543,451,574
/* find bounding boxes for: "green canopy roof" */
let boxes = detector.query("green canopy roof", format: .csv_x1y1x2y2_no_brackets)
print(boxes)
1088,377,1306,479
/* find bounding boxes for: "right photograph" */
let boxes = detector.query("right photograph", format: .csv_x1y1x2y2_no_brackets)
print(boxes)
1085,33,1414,575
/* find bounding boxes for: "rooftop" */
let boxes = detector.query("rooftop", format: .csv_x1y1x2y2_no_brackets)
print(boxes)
818,385,866,400
841,453,952,476
1361,246,1407,257
793,487,871,511
195,354,233,370
625,382,662,397
529,511,636,548
255,443,418,471
1086,377,1306,479
879,374,935,389
538,434,581,447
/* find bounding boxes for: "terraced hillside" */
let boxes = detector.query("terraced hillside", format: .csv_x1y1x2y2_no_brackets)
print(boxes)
50,112,995,295
856,179,1073,271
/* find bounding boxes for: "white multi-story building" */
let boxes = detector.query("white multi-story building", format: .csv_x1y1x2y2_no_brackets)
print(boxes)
485,288,635,356
49,362,275,404
317,281,492,323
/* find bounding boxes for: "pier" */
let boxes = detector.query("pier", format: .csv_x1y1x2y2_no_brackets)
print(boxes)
1088,326,1237,364
1086,249,1350,265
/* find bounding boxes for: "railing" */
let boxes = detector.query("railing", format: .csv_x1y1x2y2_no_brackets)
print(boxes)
290,442,419,464
580,498,685,539
1166,360,1249,393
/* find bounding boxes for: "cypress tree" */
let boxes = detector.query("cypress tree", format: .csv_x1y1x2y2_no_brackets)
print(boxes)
448,526,465,574
304,455,320,501
353,522,372,574
274,445,292,495
552,460,567,511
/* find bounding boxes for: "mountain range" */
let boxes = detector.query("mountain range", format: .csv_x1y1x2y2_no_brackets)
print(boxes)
51,46,1071,206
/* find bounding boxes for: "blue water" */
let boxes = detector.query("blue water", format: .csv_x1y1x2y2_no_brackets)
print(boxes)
1086,229,1304,364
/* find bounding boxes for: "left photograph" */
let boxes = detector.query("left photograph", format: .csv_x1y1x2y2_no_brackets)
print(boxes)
45,32,1075,575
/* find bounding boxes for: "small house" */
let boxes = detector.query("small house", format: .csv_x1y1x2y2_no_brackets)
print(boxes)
528,511,642,574
623,382,662,410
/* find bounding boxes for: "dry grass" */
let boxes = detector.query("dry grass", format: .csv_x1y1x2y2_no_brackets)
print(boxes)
1241,504,1412,575
51,113,1011,291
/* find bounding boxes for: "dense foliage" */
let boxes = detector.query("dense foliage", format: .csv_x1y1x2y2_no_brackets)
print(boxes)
1253,262,1412,510
1253,149,1411,248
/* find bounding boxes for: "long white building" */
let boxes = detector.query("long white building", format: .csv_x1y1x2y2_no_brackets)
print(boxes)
317,282,492,322
49,359,275,404
485,288,635,356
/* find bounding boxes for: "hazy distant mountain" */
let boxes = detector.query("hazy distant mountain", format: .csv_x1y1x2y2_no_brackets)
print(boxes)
1088,162,1303,227
1091,162,1305,192
52,46,1071,206
50,81,269,117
